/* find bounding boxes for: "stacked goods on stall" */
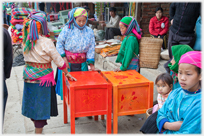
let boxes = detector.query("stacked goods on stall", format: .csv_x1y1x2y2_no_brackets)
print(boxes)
47,13,60,22
53,29,62,40
10,8,39,43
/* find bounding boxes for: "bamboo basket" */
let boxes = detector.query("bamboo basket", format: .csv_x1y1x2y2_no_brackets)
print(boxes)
139,37,163,69
95,48,103,54
146,107,153,119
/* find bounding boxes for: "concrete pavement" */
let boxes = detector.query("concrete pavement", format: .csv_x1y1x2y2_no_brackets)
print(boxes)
3,60,149,134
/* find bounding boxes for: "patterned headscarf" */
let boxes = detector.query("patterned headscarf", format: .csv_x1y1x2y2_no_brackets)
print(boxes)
120,16,142,39
23,11,49,53
168,45,194,73
179,51,201,69
66,7,88,30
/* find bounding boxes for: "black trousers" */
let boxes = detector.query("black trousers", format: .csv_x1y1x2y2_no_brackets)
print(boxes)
140,111,158,134
105,28,121,40
164,30,196,73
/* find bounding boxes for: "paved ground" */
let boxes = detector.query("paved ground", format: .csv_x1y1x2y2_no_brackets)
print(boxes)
3,61,147,134
3,45,167,134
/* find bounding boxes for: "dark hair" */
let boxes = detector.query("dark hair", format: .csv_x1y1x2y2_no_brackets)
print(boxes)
109,7,116,12
155,73,173,87
84,6,90,11
195,66,201,75
155,7,163,13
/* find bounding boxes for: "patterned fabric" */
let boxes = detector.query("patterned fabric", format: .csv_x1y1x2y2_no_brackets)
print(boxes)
170,70,181,90
66,7,88,30
12,8,38,16
179,51,201,69
157,92,171,109
23,64,52,80
65,51,86,63
23,11,49,53
127,57,139,72
56,25,95,62
22,82,51,120
74,8,88,18
10,18,24,25
13,15,28,20
25,62,52,68
120,16,142,39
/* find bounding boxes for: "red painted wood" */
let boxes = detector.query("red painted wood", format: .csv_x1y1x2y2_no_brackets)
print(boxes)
63,71,112,134
63,73,68,124
94,116,98,121
101,115,104,120
101,70,154,134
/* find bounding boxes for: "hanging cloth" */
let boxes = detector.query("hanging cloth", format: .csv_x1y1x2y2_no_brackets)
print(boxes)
51,3,57,13
59,2,65,11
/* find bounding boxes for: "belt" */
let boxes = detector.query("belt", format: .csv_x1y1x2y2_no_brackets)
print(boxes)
25,62,52,68
65,51,86,63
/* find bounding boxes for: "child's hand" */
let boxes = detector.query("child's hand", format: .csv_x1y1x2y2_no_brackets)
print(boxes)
170,121,183,131
164,121,183,131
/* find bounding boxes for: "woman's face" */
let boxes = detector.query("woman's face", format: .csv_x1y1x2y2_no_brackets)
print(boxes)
119,23,127,35
75,16,87,27
178,63,201,92
156,10,163,20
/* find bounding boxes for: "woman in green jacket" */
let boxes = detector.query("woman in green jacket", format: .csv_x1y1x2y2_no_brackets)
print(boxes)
115,16,142,72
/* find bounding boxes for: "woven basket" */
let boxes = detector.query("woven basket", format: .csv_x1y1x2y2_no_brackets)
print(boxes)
95,48,102,54
139,37,163,69
146,107,153,119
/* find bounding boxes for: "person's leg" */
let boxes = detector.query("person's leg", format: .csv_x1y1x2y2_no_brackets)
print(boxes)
164,30,178,73
35,128,43,134
31,119,47,134
140,111,158,133
178,35,196,49
164,34,196,73
3,10,7,24
105,28,110,40
3,80,8,121
150,35,157,38
160,35,167,49
109,28,121,39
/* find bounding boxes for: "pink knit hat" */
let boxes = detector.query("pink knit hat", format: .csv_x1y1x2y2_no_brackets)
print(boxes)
178,51,202,69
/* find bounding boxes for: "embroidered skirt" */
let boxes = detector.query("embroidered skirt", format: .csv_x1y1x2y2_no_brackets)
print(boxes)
127,57,140,72
22,82,51,120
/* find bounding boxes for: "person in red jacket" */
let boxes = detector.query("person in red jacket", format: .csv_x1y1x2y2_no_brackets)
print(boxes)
149,7,169,50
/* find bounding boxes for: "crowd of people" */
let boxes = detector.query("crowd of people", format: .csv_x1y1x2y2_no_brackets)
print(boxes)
3,2,201,134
